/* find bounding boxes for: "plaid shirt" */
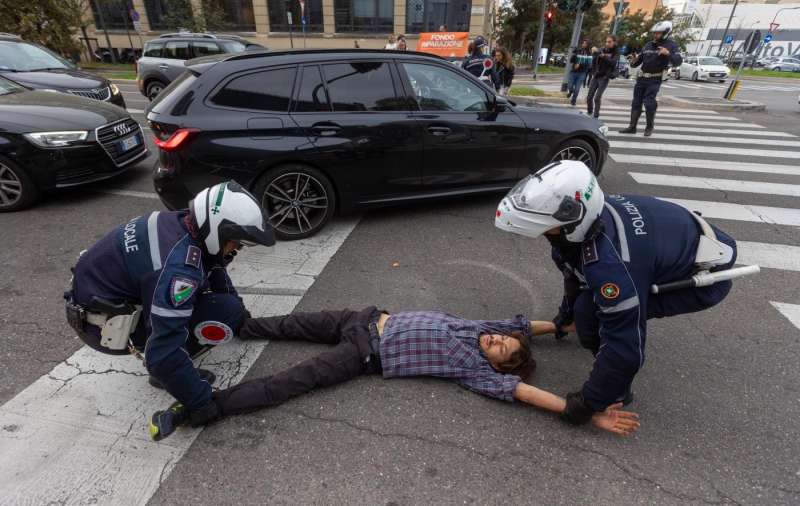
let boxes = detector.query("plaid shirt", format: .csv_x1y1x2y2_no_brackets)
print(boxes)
379,311,531,402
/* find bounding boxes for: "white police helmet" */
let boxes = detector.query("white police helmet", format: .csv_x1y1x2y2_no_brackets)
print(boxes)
651,20,673,37
190,181,275,256
494,160,604,243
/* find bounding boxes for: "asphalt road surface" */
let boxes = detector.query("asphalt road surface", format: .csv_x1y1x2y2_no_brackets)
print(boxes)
1,80,799,505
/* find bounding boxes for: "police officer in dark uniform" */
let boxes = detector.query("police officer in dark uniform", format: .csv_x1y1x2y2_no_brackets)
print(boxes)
64,181,275,438
619,21,682,137
461,36,498,88
495,161,739,426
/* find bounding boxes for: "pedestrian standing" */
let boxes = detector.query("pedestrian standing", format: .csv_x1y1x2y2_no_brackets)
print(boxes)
586,35,619,118
619,21,682,136
566,40,592,106
492,47,515,95
397,35,408,51
384,35,398,50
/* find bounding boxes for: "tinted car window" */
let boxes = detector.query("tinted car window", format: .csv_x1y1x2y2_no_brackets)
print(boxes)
295,65,330,112
192,41,223,57
163,41,190,60
150,71,197,114
321,62,402,112
212,67,296,112
402,63,491,112
143,41,164,57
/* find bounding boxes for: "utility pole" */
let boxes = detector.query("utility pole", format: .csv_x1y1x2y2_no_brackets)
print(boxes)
611,0,625,36
716,0,739,58
92,0,117,64
560,0,585,92
531,0,547,79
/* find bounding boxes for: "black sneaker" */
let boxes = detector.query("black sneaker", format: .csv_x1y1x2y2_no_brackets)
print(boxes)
148,368,217,389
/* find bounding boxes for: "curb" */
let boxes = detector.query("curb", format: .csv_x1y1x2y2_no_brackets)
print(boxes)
660,95,766,112
511,95,570,106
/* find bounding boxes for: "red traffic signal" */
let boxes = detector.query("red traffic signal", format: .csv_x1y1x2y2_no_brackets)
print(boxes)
546,10,554,26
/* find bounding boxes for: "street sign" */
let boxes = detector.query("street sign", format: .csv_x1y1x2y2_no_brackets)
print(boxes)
287,11,292,24
769,22,779,32
764,33,773,43
724,35,733,44
133,20,142,33
129,9,140,22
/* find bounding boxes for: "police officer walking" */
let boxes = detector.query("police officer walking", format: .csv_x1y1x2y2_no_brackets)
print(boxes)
64,181,275,438
495,161,739,426
619,21,682,137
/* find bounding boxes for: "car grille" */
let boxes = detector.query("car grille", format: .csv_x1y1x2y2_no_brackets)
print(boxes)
68,87,111,101
55,166,95,184
96,118,147,167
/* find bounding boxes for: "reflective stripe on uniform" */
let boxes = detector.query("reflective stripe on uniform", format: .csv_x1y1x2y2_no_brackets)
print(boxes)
597,295,640,314
148,212,162,271
150,305,192,318
603,203,631,262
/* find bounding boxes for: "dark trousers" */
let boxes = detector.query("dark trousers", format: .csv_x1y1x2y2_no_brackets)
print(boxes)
586,76,609,117
631,77,662,113
211,307,382,416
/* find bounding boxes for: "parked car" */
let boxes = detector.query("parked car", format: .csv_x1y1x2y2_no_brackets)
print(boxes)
148,49,609,239
616,58,630,79
766,57,800,72
136,32,262,100
550,53,566,67
756,56,778,68
0,33,126,108
676,56,730,82
0,76,147,211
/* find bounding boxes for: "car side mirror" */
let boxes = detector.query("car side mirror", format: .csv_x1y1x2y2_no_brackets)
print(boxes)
494,95,510,112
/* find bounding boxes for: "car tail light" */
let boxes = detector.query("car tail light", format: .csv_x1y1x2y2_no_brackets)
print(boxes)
154,128,199,152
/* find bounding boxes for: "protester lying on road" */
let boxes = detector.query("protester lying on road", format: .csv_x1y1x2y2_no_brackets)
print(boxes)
149,308,640,440
65,182,274,422
496,160,738,427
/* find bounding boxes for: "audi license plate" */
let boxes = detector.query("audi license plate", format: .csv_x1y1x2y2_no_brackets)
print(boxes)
119,135,139,152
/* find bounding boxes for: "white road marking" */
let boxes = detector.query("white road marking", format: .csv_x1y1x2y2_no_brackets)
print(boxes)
611,142,800,159
99,189,160,200
602,124,795,138
659,198,800,227
600,110,737,120
769,302,800,331
630,172,800,197
609,131,800,147
600,105,718,114
737,242,800,272
602,118,765,128
128,108,145,113
0,219,360,505
611,155,800,176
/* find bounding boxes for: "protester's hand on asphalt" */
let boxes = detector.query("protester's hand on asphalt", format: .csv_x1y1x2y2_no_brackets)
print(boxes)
591,402,640,436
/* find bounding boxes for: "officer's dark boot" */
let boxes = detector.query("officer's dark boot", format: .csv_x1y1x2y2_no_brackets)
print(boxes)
644,110,655,137
149,368,217,389
618,109,641,134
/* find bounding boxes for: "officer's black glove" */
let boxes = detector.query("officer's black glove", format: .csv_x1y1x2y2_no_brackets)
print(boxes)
552,311,574,340
149,402,188,441
560,391,595,426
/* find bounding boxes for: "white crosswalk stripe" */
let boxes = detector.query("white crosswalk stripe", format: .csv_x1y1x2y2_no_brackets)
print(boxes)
607,110,800,329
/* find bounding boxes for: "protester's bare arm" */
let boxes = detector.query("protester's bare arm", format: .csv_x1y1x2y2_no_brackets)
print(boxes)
513,383,640,436
530,320,557,335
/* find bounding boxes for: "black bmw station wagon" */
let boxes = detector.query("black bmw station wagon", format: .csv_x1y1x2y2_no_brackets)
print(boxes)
148,49,609,239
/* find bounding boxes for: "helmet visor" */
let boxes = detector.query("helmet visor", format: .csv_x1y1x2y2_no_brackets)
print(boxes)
508,175,585,224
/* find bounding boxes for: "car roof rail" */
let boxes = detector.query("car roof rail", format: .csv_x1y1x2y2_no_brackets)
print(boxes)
159,32,218,39
0,32,22,39
223,48,445,63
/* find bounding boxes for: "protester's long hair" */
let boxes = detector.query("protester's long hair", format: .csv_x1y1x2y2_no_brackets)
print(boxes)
494,47,514,70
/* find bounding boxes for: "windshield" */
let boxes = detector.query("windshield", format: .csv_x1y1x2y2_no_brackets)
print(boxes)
0,41,72,72
698,57,723,66
0,76,24,95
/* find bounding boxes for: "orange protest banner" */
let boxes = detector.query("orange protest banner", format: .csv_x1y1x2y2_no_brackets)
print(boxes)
416,32,469,58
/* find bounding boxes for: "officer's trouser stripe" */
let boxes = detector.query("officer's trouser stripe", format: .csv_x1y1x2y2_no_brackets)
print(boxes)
147,212,162,271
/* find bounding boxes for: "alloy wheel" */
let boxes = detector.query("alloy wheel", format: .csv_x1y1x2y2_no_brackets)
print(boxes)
0,163,22,208
551,146,593,171
147,83,164,100
261,172,330,237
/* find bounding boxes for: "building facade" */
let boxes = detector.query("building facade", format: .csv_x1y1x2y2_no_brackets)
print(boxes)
83,0,496,54
602,0,663,22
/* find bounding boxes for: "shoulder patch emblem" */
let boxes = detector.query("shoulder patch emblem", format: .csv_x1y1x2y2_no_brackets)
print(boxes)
582,240,598,264
170,277,198,307
185,245,202,269
600,283,620,300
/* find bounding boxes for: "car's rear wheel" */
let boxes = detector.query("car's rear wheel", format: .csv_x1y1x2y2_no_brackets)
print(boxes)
774,67,781,72
254,165,336,240
0,158,39,212
550,139,598,174
675,69,681,79
692,71,699,82
146,80,166,101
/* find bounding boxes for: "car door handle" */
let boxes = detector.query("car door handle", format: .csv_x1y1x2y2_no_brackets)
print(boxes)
158,64,169,70
310,123,341,136
427,126,451,136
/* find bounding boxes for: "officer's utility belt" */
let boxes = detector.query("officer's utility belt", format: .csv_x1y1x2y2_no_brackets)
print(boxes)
639,71,665,79
65,294,142,351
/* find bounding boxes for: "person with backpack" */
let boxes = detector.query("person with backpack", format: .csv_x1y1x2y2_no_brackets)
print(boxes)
586,35,620,118
566,40,593,106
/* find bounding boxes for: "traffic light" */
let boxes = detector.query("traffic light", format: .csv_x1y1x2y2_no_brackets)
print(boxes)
546,10,554,27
